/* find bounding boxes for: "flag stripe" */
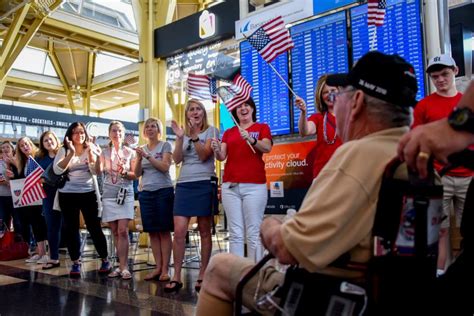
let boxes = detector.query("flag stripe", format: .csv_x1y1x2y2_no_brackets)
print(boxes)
187,73,217,103
20,156,46,206
247,15,294,63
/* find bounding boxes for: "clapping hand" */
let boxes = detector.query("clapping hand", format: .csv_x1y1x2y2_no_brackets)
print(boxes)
171,120,184,139
65,136,75,154
239,128,251,142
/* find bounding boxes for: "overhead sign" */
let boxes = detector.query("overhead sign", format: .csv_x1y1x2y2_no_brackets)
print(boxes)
235,0,313,40
199,10,216,39
313,0,358,15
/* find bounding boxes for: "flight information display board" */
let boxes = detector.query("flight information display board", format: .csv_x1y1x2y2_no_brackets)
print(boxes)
240,40,291,136
314,0,358,15
290,11,349,132
350,0,425,100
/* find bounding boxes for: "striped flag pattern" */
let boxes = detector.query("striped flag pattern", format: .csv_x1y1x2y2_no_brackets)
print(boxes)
186,73,218,103
367,0,387,51
217,74,253,112
367,0,387,26
20,156,46,206
246,16,294,63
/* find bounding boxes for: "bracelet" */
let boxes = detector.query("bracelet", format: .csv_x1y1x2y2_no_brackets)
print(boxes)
250,137,258,146
191,137,200,143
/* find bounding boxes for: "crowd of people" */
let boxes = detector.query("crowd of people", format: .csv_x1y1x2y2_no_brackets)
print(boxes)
0,49,473,314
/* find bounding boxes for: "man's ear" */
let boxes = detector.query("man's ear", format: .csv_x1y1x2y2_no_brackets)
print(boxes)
349,90,365,122
453,66,459,76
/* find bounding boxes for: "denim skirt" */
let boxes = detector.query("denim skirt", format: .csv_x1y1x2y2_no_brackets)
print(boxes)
138,187,174,232
173,180,215,217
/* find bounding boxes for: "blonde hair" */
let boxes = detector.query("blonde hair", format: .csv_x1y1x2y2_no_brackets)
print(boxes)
142,117,163,140
315,74,329,113
108,120,126,146
16,137,38,175
184,99,209,136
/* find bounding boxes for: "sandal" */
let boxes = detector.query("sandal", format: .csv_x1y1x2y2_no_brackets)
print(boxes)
121,269,132,280
42,261,60,270
159,274,170,282
108,268,122,278
195,279,203,293
164,280,183,293
144,270,161,281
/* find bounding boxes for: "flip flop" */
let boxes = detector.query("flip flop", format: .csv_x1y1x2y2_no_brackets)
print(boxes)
42,261,60,270
195,279,203,292
121,269,132,280
108,268,122,278
164,280,183,293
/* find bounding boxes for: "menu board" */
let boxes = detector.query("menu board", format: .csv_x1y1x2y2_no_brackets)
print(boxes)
290,11,349,132
350,0,425,100
240,41,291,136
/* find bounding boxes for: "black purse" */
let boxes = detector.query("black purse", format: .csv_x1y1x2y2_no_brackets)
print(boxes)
41,163,68,189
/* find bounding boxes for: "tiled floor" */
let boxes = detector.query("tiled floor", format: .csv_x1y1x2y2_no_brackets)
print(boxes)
0,229,229,315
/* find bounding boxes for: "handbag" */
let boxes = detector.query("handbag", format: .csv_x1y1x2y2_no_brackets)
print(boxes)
41,163,68,188
0,225,29,261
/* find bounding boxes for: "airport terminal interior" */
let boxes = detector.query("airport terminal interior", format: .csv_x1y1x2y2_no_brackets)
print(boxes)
0,0,473,315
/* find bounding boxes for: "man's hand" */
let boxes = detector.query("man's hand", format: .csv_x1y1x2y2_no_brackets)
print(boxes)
398,118,474,178
260,217,297,265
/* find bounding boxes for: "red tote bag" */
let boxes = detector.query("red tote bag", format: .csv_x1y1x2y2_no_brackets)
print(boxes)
0,228,29,261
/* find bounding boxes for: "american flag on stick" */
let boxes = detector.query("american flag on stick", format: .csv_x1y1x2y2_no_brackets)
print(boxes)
246,16,294,63
367,0,387,51
186,73,218,103
217,74,253,112
20,156,46,206
124,133,137,147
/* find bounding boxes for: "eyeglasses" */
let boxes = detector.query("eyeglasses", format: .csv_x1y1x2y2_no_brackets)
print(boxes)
328,89,355,103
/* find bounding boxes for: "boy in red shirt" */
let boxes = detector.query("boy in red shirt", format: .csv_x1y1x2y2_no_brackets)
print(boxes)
413,54,473,276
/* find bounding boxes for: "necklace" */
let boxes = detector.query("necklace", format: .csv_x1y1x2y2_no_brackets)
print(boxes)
109,147,125,184
323,112,337,145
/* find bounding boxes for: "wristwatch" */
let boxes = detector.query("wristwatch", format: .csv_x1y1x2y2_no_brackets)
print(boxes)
448,107,474,134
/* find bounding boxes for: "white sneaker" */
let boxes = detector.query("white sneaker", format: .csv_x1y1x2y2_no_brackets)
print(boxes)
25,254,41,263
37,255,50,264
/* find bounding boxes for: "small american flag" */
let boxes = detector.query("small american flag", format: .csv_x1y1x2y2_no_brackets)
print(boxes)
124,133,136,147
367,0,386,26
187,73,218,103
217,74,253,112
246,16,294,63
20,156,46,206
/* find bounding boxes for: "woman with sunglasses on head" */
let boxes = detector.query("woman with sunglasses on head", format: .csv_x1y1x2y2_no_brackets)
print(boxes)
53,122,110,277
134,117,174,282
211,96,273,262
295,74,342,179
36,131,62,269
13,137,48,264
98,121,137,280
167,99,219,293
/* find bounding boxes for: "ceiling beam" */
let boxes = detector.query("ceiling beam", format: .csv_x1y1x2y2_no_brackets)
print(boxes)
0,3,31,67
84,51,95,115
47,41,76,114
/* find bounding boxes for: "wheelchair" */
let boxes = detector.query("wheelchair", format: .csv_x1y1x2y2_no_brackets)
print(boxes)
235,159,443,316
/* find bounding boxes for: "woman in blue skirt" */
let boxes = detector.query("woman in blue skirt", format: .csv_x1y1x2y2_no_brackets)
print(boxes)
166,99,219,293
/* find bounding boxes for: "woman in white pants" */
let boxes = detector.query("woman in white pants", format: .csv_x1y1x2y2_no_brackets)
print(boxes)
212,97,272,261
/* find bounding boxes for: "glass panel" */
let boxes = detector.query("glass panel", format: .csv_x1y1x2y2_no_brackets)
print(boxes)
95,52,136,76
43,56,58,77
12,47,47,74
61,0,137,33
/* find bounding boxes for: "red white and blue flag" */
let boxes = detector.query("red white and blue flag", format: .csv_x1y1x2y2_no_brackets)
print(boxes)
246,16,294,63
367,0,387,51
367,0,387,26
21,156,46,206
186,73,218,103
217,74,253,112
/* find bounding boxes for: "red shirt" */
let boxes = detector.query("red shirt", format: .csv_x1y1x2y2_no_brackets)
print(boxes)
308,112,342,178
413,92,472,177
222,123,272,183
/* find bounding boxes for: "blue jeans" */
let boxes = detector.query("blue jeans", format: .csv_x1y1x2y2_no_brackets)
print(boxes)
43,191,62,260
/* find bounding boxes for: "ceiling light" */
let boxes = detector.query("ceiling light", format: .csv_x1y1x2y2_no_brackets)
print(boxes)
46,97,57,100
112,96,124,100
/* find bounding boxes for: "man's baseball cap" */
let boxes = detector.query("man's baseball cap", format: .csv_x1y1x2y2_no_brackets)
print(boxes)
326,51,418,107
426,54,456,73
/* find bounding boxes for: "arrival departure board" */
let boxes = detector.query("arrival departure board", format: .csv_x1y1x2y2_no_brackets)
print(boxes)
240,40,291,136
290,11,349,132
314,0,358,15
350,0,425,100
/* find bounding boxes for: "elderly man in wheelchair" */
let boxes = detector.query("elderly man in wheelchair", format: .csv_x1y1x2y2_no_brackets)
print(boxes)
195,51,442,316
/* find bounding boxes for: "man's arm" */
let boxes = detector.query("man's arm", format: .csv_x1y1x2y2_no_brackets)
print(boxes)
260,217,298,265
398,81,474,178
